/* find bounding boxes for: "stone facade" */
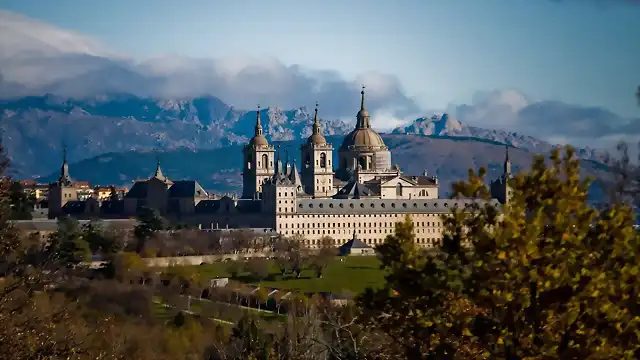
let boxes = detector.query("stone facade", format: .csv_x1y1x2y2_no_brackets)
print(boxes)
45,88,511,249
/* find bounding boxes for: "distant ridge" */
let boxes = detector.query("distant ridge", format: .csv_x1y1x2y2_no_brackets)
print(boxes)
1,94,610,178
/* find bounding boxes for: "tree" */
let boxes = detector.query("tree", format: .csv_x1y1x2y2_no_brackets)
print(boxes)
310,236,336,278
46,216,91,267
83,219,123,257
360,146,640,359
245,258,270,282
8,181,34,220
134,206,165,254
226,260,244,278
357,215,476,359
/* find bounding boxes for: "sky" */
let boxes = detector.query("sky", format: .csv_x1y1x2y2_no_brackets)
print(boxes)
1,0,639,117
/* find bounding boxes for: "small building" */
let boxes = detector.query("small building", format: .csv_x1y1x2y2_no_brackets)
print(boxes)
339,231,374,256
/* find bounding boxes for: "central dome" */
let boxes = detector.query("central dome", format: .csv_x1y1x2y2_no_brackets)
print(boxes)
339,87,385,150
340,127,385,150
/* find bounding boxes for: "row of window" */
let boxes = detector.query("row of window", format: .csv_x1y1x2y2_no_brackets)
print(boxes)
300,201,458,209
298,236,442,247
280,227,441,237
279,221,441,229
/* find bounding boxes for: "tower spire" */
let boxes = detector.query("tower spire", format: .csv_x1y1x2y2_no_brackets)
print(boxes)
356,85,371,129
255,105,263,136
312,102,321,135
58,144,72,185
504,146,511,175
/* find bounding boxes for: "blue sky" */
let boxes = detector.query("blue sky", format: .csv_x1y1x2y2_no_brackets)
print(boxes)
1,0,638,116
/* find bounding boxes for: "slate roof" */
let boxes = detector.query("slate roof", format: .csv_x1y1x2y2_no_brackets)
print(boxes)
62,200,87,215
125,181,148,198
195,200,221,213
168,180,208,198
334,180,376,199
339,232,372,256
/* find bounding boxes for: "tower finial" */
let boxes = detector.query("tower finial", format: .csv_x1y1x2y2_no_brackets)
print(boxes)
360,85,366,111
312,101,321,135
504,146,511,175
255,105,262,136
62,143,68,164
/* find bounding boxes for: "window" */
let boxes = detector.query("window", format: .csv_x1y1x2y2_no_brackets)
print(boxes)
262,154,268,169
396,182,403,196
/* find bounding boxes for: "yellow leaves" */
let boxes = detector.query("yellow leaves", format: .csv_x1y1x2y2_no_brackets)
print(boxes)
498,251,506,260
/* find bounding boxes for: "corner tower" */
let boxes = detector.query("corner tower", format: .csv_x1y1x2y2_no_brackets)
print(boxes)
301,103,334,197
242,106,276,199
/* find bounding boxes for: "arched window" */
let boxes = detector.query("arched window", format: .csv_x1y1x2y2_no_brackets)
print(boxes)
261,154,268,169
359,156,367,170
396,182,403,197
319,153,327,168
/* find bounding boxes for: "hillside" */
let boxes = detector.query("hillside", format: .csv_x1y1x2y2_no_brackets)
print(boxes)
393,113,608,163
40,134,609,198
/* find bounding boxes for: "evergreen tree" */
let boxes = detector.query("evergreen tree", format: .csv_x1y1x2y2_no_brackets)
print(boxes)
47,216,91,267
134,206,165,254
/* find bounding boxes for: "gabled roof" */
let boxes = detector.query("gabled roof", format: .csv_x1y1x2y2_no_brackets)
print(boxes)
168,180,208,198
334,180,375,199
124,181,148,198
339,232,372,255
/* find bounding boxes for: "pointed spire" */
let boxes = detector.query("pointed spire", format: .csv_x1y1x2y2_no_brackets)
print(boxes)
58,144,72,185
255,105,263,136
356,85,371,129
62,144,68,165
312,102,321,135
152,154,168,182
504,146,511,175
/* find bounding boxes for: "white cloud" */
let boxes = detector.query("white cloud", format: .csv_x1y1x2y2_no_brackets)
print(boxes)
0,10,419,121
452,89,640,152
0,10,122,60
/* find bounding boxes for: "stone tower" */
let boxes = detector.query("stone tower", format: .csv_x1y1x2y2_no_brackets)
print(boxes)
242,106,276,199
48,147,78,218
301,103,335,197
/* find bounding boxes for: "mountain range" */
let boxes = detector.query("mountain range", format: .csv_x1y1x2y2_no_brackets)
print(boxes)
1,93,614,181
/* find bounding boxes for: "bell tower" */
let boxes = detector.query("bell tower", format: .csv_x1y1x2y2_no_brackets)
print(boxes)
301,103,335,197
242,106,276,199
48,146,78,218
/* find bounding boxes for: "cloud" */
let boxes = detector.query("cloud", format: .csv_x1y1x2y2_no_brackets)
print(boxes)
451,89,640,150
0,11,420,121
0,10,121,59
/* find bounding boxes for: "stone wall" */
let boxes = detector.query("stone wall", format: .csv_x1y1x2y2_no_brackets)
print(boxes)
141,253,272,267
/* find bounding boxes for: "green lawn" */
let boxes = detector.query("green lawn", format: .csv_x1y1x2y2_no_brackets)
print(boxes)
189,256,385,294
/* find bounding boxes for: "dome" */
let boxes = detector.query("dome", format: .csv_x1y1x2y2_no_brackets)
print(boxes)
249,134,269,147
307,133,327,146
340,128,385,150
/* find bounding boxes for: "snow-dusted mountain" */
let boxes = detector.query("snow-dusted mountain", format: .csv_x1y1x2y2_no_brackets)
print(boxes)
0,94,352,177
392,113,608,163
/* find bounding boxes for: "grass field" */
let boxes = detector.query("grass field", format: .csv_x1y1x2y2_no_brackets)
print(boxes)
188,256,385,294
